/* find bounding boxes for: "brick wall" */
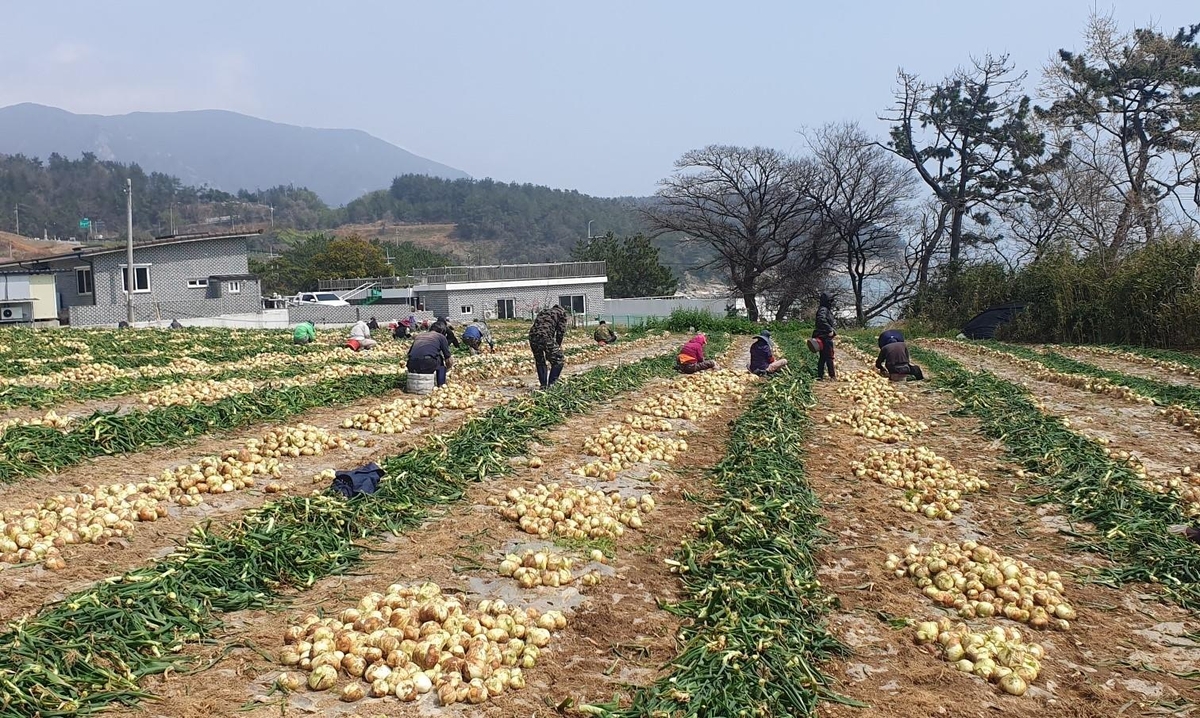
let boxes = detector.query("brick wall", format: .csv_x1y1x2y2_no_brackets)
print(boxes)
68,288,261,326
89,236,251,307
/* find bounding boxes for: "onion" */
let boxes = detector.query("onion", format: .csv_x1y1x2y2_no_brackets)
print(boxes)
307,664,337,691
339,683,365,702
275,672,303,692
1000,673,1028,696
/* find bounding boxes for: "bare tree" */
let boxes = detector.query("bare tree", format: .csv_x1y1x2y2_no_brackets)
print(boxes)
641,145,823,321
801,123,917,325
1039,14,1200,253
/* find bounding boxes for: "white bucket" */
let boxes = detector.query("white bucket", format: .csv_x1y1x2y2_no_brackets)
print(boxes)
406,372,436,395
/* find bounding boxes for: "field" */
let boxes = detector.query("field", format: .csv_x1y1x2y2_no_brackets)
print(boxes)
1,323,1200,717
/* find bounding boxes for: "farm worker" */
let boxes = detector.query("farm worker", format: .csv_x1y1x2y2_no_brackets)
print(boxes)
348,319,377,351
432,316,460,348
392,317,413,340
593,320,618,345
676,333,717,374
813,292,837,381
749,330,788,375
529,304,568,388
462,319,494,355
407,327,454,387
875,330,924,381
367,316,380,331
168,318,184,330
292,321,316,345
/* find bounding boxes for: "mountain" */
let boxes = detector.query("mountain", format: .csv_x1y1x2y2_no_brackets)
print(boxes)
0,103,469,206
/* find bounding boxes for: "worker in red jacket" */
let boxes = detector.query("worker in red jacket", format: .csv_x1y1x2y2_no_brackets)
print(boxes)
676,333,717,374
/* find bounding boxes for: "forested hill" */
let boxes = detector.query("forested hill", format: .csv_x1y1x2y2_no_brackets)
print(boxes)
0,155,708,276
344,175,646,261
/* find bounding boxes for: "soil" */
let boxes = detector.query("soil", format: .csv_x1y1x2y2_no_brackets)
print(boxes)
105,339,755,718
809,344,1200,718
926,341,1200,479
0,335,681,623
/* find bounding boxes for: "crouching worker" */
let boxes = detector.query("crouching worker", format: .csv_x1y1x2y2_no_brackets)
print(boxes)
593,320,617,345
407,326,454,387
347,319,377,351
462,319,493,355
292,321,315,345
876,329,923,381
676,333,717,374
749,329,788,375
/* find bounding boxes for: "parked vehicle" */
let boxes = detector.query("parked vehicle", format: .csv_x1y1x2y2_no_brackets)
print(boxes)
291,292,348,307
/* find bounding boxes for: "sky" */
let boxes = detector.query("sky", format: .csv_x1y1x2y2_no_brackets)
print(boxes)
0,1,1195,199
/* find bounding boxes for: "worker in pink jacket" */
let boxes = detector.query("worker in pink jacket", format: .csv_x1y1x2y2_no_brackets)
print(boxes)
676,333,717,374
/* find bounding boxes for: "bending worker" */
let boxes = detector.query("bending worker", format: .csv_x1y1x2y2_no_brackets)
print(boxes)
876,329,924,381
348,318,377,351
293,320,316,345
432,316,460,348
529,304,567,388
676,333,717,374
749,329,788,375
407,324,454,387
593,320,618,345
462,318,494,355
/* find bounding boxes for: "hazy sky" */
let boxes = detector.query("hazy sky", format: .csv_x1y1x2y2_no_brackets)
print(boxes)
1,1,1194,199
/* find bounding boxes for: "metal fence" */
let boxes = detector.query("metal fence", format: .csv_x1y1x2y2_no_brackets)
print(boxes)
410,261,606,285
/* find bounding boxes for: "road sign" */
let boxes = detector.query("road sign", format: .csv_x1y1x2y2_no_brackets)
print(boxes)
79,218,90,229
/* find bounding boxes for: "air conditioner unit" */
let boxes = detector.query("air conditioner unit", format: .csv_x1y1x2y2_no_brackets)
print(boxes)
1,306,25,321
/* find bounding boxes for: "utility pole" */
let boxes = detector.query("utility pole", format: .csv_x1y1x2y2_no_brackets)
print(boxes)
14,205,19,236
269,205,274,229
586,220,593,239
126,179,135,326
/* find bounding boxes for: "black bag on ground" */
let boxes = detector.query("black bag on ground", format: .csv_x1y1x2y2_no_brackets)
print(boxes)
330,462,384,498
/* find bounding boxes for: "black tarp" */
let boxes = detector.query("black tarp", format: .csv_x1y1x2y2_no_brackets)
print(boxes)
961,303,1026,340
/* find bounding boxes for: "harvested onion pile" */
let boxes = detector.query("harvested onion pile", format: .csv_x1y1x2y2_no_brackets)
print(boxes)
274,582,564,706
887,541,1075,629
1162,404,1200,438
499,549,575,588
914,619,1044,696
492,483,654,539
852,446,988,519
633,368,752,420
139,377,257,406
576,423,685,476
0,409,74,438
825,370,926,443
342,384,482,434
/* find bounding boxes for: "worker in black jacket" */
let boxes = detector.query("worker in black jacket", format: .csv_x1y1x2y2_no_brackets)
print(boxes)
813,292,837,380
432,317,460,348
875,330,924,381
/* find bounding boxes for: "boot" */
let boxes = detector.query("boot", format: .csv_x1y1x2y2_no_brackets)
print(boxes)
536,365,548,389
547,365,563,386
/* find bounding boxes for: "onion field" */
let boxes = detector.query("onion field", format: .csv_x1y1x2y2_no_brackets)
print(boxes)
0,324,1198,718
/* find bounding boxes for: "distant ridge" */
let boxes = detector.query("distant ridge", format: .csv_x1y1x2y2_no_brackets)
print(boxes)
0,103,469,205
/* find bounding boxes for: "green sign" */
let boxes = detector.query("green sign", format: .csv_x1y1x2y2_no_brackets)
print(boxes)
79,218,90,229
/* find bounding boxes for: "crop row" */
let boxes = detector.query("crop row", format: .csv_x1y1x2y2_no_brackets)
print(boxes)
910,345,1200,611
0,349,680,717
592,332,850,717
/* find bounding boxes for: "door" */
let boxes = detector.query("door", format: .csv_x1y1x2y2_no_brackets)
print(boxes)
496,299,515,319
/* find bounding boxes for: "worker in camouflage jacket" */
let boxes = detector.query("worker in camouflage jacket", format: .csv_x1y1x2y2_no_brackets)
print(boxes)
529,304,567,388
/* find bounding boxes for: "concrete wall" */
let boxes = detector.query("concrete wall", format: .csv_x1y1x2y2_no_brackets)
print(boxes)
601,296,733,320
287,304,436,328
68,288,262,326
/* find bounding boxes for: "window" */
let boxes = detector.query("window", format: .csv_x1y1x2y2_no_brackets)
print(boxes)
187,279,208,288
315,293,340,302
558,294,585,315
119,264,151,294
227,281,242,295
496,299,515,319
413,295,426,311
75,267,93,295
460,305,473,316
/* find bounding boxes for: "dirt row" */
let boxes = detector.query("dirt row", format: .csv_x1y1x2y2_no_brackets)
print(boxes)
109,339,757,718
0,334,680,624
1043,346,1200,390
810,344,1199,718
926,340,1199,481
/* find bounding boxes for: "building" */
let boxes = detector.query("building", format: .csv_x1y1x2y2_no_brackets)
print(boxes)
0,231,263,326
319,261,608,322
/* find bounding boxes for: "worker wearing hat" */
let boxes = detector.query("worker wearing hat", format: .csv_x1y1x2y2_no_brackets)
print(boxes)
749,329,788,376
